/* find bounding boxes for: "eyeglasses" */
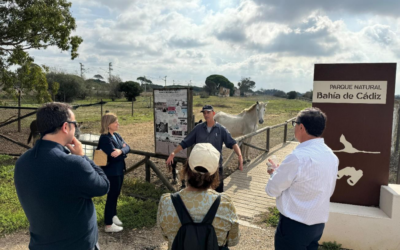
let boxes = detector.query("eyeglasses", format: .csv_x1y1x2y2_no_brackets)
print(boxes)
66,121,78,128
291,120,301,127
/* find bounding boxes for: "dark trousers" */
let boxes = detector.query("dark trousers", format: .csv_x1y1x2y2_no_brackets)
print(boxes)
91,242,100,250
215,167,224,193
104,175,124,225
275,214,325,250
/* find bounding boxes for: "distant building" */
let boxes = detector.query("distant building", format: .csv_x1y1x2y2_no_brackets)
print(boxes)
218,86,230,97
234,88,240,97
243,92,253,97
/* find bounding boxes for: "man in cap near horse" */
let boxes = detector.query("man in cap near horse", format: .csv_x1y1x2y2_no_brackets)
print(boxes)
265,107,339,250
14,102,110,250
166,104,243,192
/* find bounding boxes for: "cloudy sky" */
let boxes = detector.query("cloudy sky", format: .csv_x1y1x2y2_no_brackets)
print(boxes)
29,0,400,94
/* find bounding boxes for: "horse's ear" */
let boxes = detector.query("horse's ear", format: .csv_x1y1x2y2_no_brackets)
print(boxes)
257,101,259,104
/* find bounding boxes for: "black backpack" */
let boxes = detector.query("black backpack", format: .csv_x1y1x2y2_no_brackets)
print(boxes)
170,193,228,250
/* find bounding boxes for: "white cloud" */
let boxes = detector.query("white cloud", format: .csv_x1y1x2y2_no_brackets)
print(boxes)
25,0,400,94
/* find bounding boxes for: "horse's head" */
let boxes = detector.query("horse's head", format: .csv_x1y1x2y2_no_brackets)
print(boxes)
256,101,267,124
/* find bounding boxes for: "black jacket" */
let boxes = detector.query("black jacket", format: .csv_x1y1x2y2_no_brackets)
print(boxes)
97,132,130,176
14,139,110,250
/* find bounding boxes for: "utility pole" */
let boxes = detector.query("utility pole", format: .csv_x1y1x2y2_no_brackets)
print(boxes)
188,80,192,86
109,62,113,81
79,63,85,78
163,76,167,87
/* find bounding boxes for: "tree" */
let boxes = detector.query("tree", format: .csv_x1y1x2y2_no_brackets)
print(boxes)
108,75,123,100
204,75,235,96
273,90,287,98
137,76,152,92
238,77,256,95
303,90,313,100
0,0,83,100
47,72,85,102
94,74,104,80
119,81,142,101
287,91,298,99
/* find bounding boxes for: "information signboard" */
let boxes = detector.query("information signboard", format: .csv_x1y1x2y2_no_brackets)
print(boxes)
313,63,396,206
153,88,192,158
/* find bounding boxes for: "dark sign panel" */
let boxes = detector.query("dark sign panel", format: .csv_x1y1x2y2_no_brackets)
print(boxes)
313,63,396,206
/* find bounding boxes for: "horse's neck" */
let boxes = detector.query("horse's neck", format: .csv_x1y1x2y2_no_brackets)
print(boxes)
243,107,258,130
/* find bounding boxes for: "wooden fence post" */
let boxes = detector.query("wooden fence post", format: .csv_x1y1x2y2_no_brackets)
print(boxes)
145,159,151,182
18,89,21,132
131,99,134,116
283,123,288,143
100,99,103,118
266,127,270,151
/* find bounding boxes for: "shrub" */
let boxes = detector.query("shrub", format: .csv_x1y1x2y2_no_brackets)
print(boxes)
319,241,342,250
200,92,209,98
264,206,280,227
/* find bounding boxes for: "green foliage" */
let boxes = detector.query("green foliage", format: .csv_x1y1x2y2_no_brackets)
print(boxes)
93,74,104,80
319,241,342,250
205,75,235,96
108,75,123,99
0,0,82,98
119,81,143,101
137,76,153,92
47,72,85,102
273,90,287,98
287,91,298,99
303,90,313,100
264,206,280,227
238,77,256,94
200,92,210,98
0,156,30,235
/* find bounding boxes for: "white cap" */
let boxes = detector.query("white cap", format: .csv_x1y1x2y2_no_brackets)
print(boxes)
189,143,220,175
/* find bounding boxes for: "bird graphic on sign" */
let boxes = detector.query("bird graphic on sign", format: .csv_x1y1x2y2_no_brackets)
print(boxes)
333,134,380,154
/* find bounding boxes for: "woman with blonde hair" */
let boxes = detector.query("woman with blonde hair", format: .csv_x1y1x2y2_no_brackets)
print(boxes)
157,143,240,249
97,113,130,233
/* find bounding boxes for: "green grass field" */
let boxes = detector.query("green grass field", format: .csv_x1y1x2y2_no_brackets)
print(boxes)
0,154,170,236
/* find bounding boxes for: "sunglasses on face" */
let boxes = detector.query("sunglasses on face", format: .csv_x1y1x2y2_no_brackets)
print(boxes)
291,120,301,127
66,121,79,128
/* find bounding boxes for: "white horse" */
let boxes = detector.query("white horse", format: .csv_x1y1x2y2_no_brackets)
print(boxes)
214,101,267,162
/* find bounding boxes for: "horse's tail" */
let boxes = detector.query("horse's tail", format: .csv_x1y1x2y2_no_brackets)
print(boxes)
27,132,32,144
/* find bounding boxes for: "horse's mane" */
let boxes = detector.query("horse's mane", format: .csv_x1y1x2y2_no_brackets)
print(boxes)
238,102,258,116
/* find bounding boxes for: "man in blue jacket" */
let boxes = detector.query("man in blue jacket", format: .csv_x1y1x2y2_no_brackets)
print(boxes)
166,105,243,192
14,102,110,250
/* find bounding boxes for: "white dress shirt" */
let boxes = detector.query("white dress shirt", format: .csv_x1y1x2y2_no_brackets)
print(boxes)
265,138,339,225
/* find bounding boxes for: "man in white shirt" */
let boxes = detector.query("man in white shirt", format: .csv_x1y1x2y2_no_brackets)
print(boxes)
265,107,339,250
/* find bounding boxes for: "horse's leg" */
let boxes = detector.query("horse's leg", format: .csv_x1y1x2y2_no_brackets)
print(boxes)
246,137,252,162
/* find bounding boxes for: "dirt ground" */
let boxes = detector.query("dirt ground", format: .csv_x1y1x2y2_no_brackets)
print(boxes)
0,120,281,249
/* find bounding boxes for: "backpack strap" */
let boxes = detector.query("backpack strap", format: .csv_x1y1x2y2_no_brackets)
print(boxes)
202,195,221,224
170,193,194,225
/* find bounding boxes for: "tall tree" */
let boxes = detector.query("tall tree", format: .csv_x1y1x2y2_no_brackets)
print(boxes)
108,75,123,99
94,74,104,80
0,0,83,101
237,77,256,95
119,81,142,101
287,91,298,99
137,76,152,92
47,72,84,102
204,75,234,96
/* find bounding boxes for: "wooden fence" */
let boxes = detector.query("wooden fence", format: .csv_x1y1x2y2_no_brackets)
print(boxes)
80,117,298,191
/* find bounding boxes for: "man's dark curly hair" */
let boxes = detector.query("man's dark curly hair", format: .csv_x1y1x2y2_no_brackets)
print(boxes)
296,107,327,137
36,102,72,135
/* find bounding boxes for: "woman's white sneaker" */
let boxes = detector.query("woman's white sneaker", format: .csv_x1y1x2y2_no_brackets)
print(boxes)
112,215,123,226
105,223,123,233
